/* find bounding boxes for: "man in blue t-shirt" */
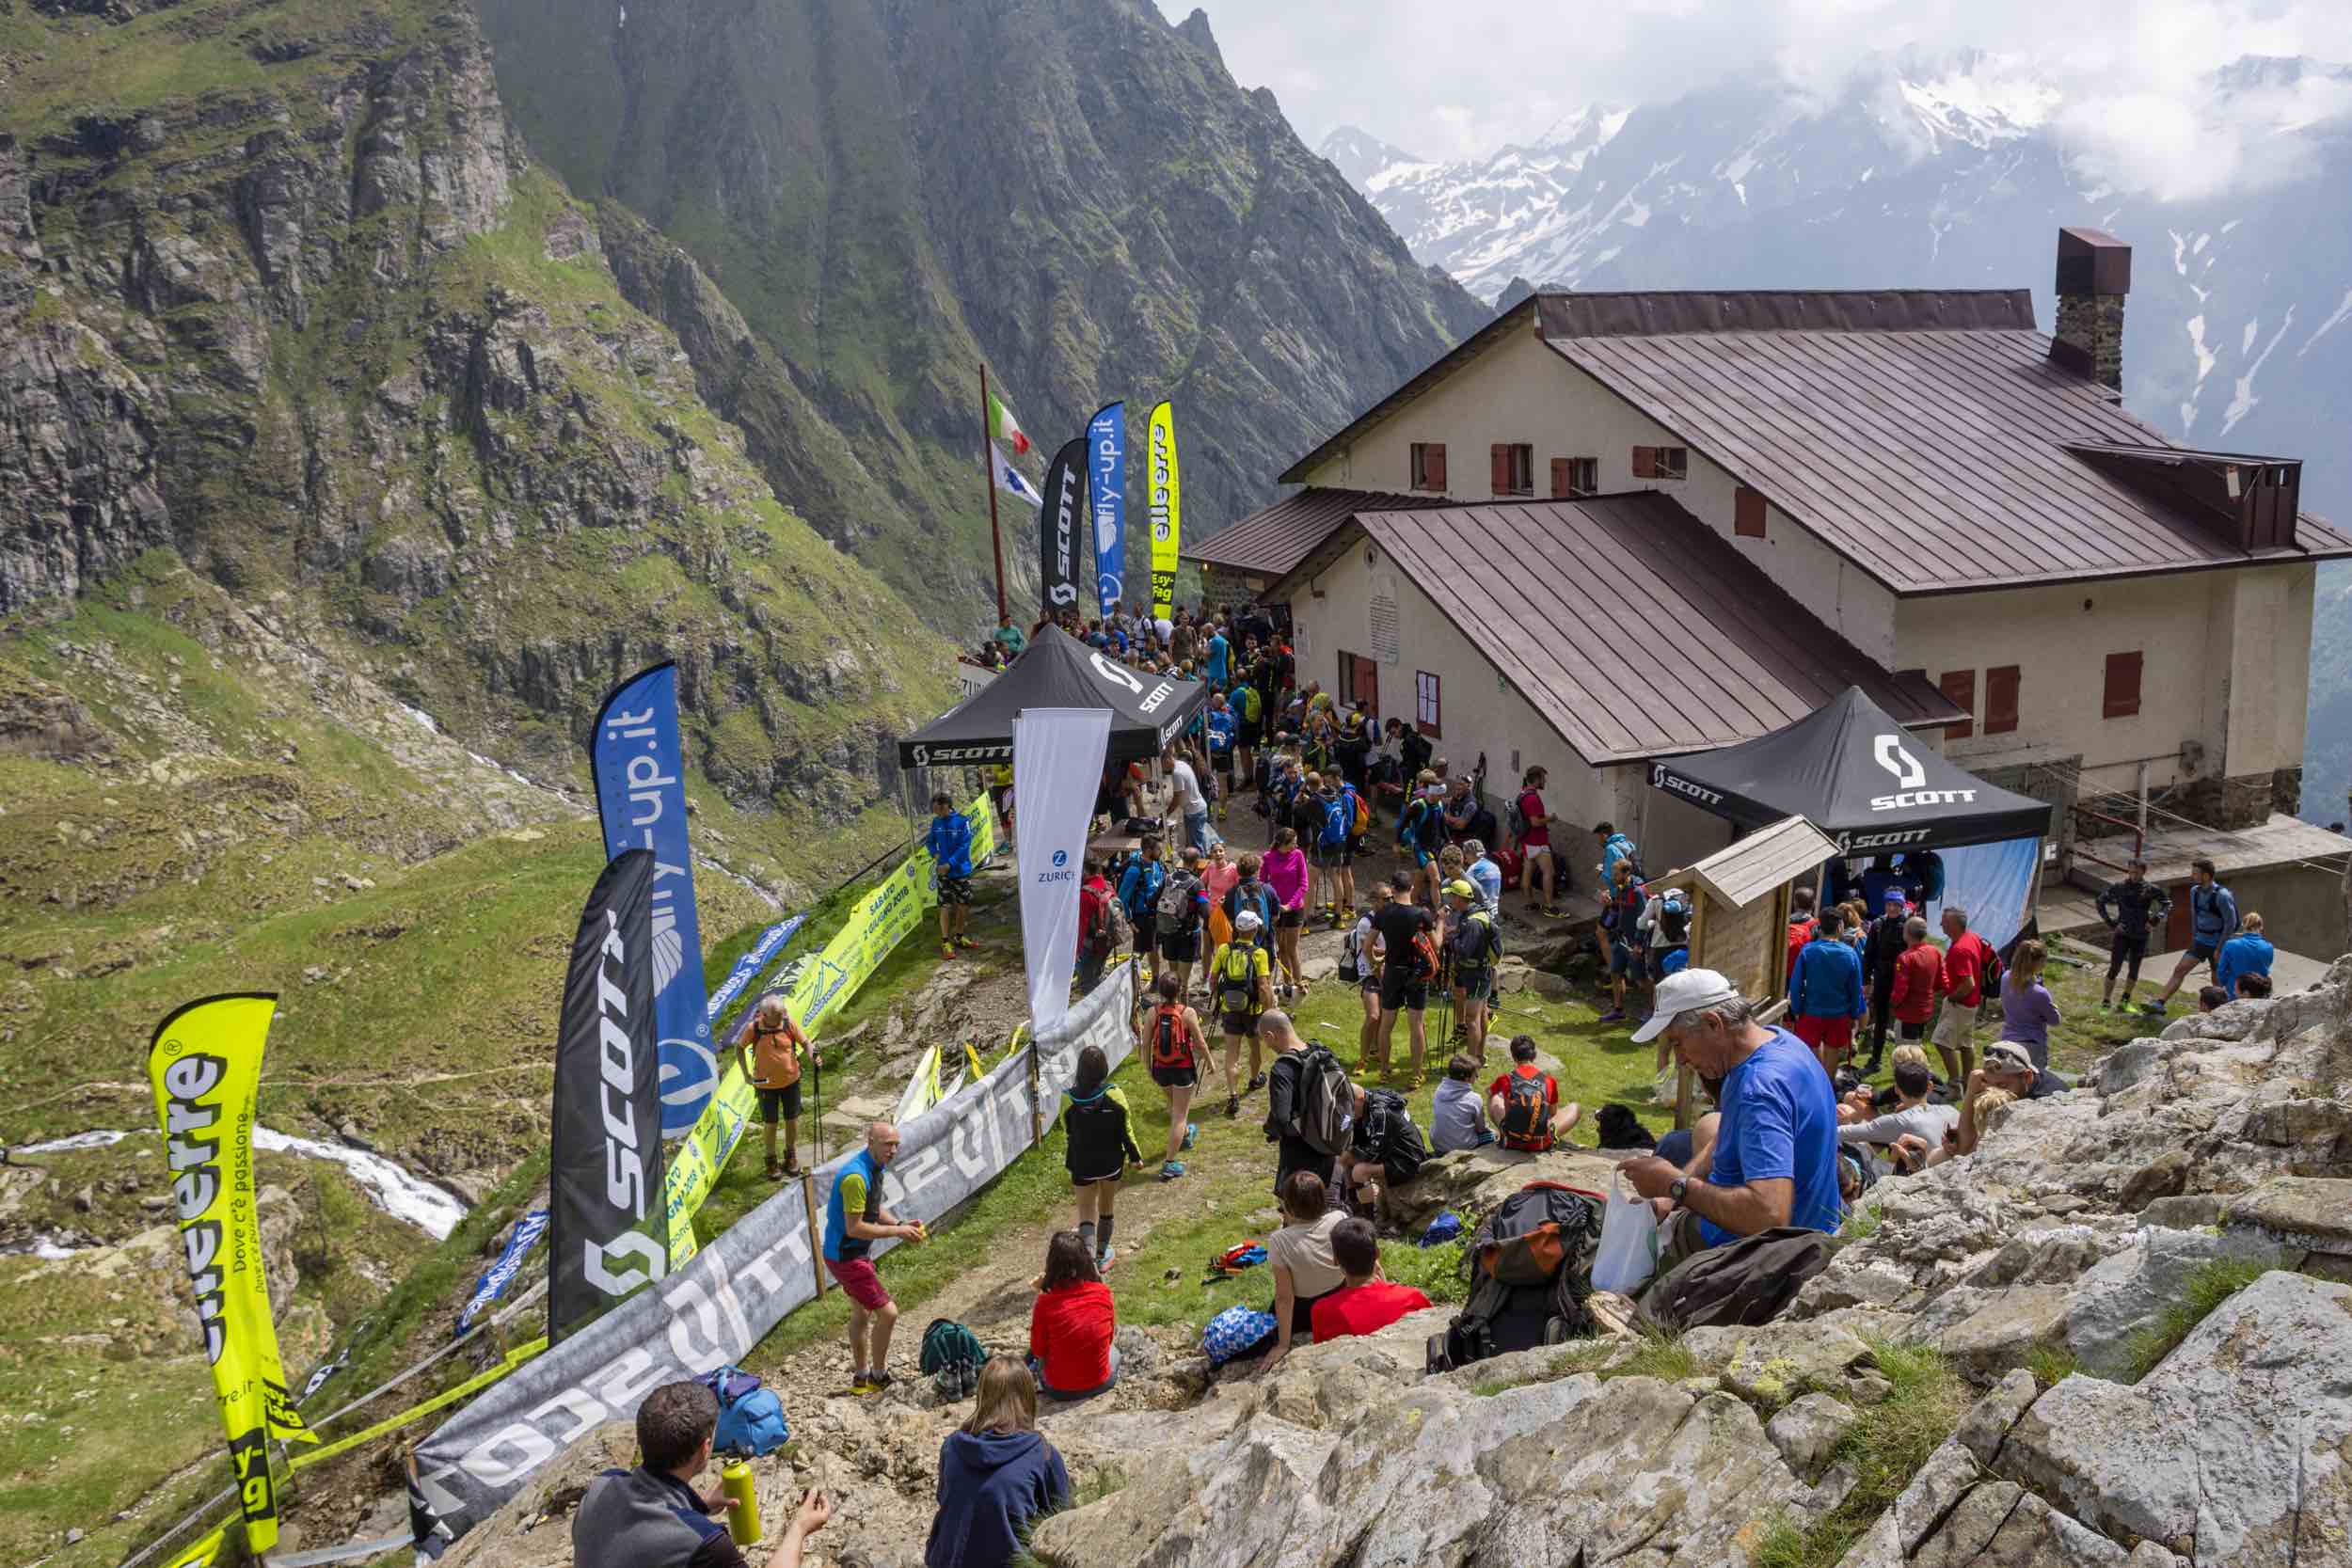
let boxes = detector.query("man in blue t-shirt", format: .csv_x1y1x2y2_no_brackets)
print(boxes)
925,792,977,960
1620,968,1842,1270
1204,626,1231,689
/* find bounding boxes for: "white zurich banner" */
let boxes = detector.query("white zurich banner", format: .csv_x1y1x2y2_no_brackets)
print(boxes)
1014,706,1113,1028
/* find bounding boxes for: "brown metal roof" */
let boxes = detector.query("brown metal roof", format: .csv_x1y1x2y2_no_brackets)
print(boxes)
1183,486,1441,577
1535,289,2036,339
1344,492,1965,765
1544,319,2352,594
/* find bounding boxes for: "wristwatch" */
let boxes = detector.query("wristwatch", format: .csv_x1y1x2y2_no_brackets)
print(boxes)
1667,1178,1689,1209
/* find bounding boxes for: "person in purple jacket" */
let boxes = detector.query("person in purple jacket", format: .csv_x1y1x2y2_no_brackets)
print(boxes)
1997,939,2062,1070
927,1356,1068,1568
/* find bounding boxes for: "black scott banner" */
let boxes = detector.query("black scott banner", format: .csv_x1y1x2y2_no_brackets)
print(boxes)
1038,436,1087,615
550,847,668,1342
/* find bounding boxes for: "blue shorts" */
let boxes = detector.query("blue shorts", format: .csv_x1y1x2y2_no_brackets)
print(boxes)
1610,942,1644,977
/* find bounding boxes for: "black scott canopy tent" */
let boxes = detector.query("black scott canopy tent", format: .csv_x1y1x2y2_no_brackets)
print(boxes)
1648,688,2052,854
896,626,1209,768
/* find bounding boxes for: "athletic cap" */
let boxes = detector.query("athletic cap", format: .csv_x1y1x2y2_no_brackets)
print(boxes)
1233,910,1263,932
1983,1040,2036,1072
1442,879,1477,901
1631,968,1744,1044
1882,889,1907,906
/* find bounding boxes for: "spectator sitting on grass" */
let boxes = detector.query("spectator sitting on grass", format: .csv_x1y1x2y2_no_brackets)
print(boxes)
1429,1053,1495,1152
1308,1216,1432,1342
2235,972,2273,999
1836,1053,1958,1153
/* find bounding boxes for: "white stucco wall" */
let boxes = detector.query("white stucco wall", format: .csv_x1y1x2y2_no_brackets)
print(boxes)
1894,562,2314,788
1294,322,1900,662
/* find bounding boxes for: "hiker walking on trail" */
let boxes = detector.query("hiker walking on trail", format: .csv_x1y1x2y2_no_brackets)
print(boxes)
1257,1010,1341,1197
2094,856,2170,1013
1074,858,1115,999
926,1356,1069,1568
1368,872,1436,1085
928,793,977,960
1210,911,1275,1120
1599,857,1649,1025
1342,904,1383,1066
2148,857,2236,1015
1138,973,1210,1180
1116,836,1168,986
1060,1045,1140,1269
739,994,811,1180
1155,847,1211,999
824,1120,926,1395
574,1380,830,1568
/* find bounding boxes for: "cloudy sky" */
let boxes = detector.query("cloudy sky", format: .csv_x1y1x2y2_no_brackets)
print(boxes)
1153,0,2352,197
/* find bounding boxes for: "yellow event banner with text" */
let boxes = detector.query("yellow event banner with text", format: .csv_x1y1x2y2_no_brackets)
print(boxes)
1147,400,1181,618
147,993,317,1558
659,795,995,1265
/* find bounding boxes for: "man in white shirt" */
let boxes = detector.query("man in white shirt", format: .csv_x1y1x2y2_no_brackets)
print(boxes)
1168,747,1212,853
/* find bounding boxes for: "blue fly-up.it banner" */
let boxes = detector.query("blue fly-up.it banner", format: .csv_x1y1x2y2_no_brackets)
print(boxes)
454,1209,548,1335
1089,401,1125,619
593,662,714,1137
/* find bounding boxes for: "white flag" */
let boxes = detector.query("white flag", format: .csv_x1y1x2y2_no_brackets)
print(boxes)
1013,707,1113,1029
991,440,1045,510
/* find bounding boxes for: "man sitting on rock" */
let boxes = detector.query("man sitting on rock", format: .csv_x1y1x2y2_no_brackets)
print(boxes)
573,1379,829,1568
1308,1216,1431,1342
1616,969,1843,1275
1978,1039,2066,1104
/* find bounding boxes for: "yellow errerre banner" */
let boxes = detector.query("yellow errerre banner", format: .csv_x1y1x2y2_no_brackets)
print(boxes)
659,794,995,1265
147,993,315,1558
1147,401,1180,618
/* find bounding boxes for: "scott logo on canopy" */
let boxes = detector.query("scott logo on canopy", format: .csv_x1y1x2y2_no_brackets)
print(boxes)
1649,763,1724,808
909,742,1011,768
1868,733,1976,813
1090,650,1174,715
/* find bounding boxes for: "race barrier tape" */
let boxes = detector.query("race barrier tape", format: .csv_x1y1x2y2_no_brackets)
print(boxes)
413,961,1136,1538
287,1338,548,1474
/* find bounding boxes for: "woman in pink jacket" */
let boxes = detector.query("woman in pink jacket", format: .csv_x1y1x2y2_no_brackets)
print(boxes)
1262,826,1311,1001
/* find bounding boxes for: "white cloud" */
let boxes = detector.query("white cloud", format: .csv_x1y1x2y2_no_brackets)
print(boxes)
1157,0,2352,197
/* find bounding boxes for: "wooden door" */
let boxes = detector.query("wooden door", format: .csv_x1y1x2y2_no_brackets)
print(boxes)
1351,655,1378,721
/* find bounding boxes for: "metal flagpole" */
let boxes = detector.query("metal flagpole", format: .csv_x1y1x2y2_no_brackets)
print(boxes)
981,361,1008,624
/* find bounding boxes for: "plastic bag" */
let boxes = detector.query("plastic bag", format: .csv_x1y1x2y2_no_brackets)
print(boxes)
1590,1174,1663,1296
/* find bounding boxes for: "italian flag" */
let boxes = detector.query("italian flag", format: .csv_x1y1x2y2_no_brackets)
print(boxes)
986,388,1031,457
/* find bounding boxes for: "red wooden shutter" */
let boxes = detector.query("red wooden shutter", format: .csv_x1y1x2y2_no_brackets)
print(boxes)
1425,443,1446,490
1939,669,1976,741
1985,665,2020,735
1631,445,1658,479
1490,443,1511,495
1550,458,1572,499
2103,651,2143,719
1735,486,1768,538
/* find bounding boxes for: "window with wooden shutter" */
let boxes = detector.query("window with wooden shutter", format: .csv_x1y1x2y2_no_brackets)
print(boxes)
1630,445,1658,479
1939,669,1976,741
2103,651,2143,719
1410,442,1448,493
1567,456,1597,495
1735,486,1768,538
1415,670,1442,737
1985,665,2020,735
1550,458,1572,499
1490,443,1511,495
1657,447,1689,480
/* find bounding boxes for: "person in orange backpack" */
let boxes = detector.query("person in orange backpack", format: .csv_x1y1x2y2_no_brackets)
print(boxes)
1136,972,1212,1181
1486,1035,1582,1152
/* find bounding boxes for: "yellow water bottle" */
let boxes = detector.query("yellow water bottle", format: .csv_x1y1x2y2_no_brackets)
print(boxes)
722,1459,761,1545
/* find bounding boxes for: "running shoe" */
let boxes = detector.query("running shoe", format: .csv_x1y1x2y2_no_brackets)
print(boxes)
2139,1000,2168,1016
1097,1245,1116,1270
1247,1072,1267,1092
1597,1007,1626,1024
1223,1094,1241,1118
861,1371,895,1397
940,942,956,959
848,1369,877,1394
764,1159,783,1180
1182,1122,1198,1150
1159,1160,1185,1181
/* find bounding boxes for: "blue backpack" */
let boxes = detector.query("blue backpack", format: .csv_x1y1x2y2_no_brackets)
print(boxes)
1321,795,1349,847
696,1365,789,1457
1122,856,1165,919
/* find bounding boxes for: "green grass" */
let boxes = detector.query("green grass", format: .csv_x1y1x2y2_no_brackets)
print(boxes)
1751,1338,1967,1568
1838,1200,1884,1243
2123,1258,2273,1383
1598,1329,1703,1384
1380,1236,1469,1307
2025,1342,2079,1390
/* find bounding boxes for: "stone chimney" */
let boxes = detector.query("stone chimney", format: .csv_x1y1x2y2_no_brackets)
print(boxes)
2051,227,2130,390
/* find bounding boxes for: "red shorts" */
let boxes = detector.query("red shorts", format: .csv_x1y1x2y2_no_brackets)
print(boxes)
824,1254,892,1311
1792,1015,1853,1053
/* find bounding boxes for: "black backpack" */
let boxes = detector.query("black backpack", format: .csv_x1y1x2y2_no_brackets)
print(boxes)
1357,1087,1426,1185
1286,1044,1354,1157
1632,1227,1836,1337
1425,1181,1603,1372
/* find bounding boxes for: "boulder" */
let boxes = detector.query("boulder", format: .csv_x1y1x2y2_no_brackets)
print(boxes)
1681,1320,1874,1405
2064,1226,2279,1381
1996,1270,2352,1564
1765,1391,1858,1481
2223,1174,2352,1257
1933,1285,2072,1382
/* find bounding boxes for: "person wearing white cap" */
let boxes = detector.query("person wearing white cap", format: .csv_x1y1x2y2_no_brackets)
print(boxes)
1617,969,1844,1277
1207,911,1276,1120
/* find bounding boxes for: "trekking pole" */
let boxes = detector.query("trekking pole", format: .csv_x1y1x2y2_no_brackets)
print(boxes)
810,1047,826,1168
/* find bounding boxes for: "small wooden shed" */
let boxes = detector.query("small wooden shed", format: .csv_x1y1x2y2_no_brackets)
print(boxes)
1652,815,1840,1125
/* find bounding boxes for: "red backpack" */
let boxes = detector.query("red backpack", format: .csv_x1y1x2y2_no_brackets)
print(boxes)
1150,1003,1196,1071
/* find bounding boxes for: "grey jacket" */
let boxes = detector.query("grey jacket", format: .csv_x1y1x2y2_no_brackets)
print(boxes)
573,1466,744,1568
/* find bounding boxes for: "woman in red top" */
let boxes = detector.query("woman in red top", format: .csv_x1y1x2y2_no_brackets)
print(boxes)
1887,915,1946,1042
1515,767,1560,919
1027,1230,1117,1401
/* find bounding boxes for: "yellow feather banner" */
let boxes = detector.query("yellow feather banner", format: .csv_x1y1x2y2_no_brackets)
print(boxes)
1147,401,1181,618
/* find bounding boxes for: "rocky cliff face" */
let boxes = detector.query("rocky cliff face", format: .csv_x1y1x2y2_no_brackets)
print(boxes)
472,0,1488,625
448,966,2352,1568
1,1,953,855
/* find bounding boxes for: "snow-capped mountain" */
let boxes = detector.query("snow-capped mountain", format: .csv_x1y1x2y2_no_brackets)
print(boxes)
1319,50,2352,814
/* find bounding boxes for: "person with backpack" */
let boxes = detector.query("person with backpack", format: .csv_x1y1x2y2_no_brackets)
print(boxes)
2147,858,2238,1015
2094,856,2171,1013
1258,1010,1345,1199
1858,887,1912,1073
1260,1169,1346,1374
1153,846,1211,999
1640,884,1693,986
1209,911,1276,1120
1060,1044,1140,1269
1443,879,1502,1059
1511,766,1562,919
1199,840,1240,969
1073,858,1118,1000
1398,776,1450,911
926,792,977,961
1932,906,1995,1087
1262,826,1311,1002
1136,973,1210,1181
1462,838,1502,915
739,993,811,1180
1202,692,1238,823
926,1355,1069,1568
1310,776,1352,927
1232,679,1264,798
1599,856,1650,1026
1027,1230,1118,1401
1787,911,1868,1074
1486,1034,1581,1153
1368,872,1437,1086
1343,1083,1427,1216
1311,1216,1431,1343
574,1380,831,1568
1619,969,1844,1275
1594,821,1640,884
1888,914,1946,1048
1222,852,1280,963
1116,837,1168,986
